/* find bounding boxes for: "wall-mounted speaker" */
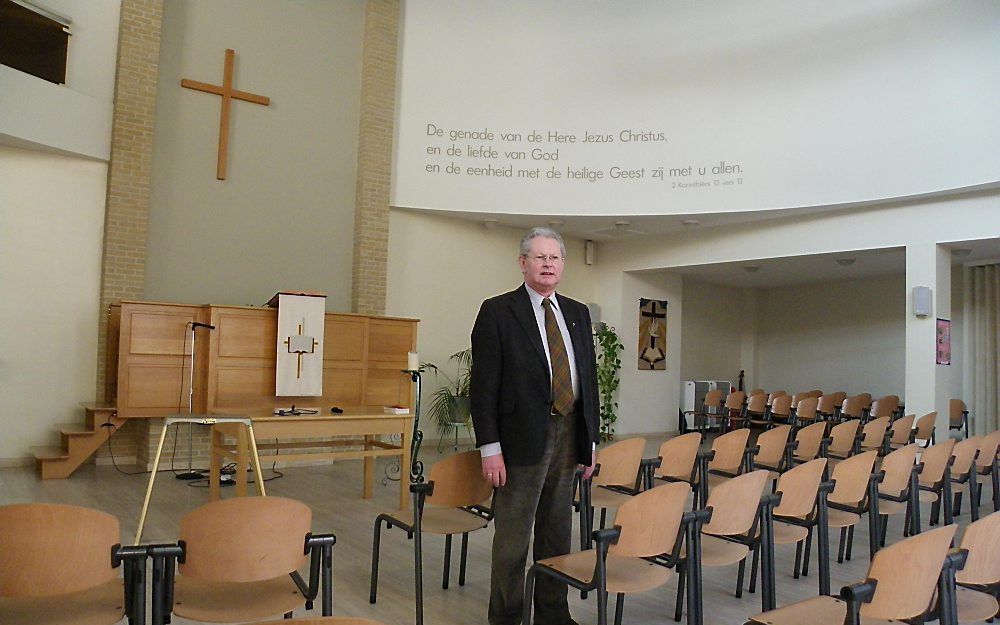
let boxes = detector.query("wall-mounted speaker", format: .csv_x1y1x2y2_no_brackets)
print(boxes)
912,285,932,318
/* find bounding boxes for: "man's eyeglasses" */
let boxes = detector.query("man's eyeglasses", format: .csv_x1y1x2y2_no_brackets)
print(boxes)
524,254,564,264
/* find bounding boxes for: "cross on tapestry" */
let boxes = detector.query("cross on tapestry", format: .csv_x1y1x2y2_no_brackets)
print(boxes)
273,292,327,396
638,298,667,370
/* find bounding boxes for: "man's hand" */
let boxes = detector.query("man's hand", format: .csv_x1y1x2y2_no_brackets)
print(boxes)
580,450,598,480
482,453,507,487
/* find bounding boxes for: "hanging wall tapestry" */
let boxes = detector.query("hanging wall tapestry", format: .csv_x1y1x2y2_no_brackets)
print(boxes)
638,298,667,370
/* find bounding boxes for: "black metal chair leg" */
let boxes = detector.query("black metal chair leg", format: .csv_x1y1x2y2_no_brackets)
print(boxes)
794,540,803,578
369,518,384,603
880,514,888,547
846,525,855,561
442,534,452,589
614,593,625,625
459,532,469,586
802,528,813,577
749,544,759,593
600,507,607,529
674,563,686,622
837,527,847,564
969,472,980,522
953,490,964,518
736,557,746,598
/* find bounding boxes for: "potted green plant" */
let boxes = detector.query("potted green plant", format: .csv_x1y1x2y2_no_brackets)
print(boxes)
595,324,624,441
424,348,473,435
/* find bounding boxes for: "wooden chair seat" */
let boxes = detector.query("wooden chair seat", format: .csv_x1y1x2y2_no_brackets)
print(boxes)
255,619,388,625
772,522,809,546
392,506,491,535
746,594,901,625
590,486,636,511
173,573,304,622
699,534,751,567
918,490,939,504
707,472,731,488
827,508,862,529
0,579,123,625
956,586,999,623
877,498,907,515
540,551,673,594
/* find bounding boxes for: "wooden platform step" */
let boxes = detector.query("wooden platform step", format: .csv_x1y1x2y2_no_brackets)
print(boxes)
34,407,126,479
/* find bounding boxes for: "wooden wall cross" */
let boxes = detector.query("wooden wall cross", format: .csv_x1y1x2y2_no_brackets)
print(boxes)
181,48,270,180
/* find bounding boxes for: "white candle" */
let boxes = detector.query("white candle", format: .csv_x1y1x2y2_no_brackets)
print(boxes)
407,351,419,371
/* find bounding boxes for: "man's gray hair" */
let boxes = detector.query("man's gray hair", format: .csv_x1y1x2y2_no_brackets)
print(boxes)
519,227,566,258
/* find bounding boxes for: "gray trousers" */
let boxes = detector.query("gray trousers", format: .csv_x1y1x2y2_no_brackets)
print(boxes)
489,412,578,625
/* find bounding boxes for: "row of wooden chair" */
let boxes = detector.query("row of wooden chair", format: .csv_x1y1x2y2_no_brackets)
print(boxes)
572,426,1000,623
0,497,339,625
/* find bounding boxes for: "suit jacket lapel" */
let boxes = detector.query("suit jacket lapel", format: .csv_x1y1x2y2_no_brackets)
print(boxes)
510,286,548,368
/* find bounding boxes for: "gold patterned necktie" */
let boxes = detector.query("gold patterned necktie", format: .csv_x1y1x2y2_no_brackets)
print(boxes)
542,297,574,416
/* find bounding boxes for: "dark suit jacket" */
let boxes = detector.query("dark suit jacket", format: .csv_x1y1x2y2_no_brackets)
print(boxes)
470,284,600,466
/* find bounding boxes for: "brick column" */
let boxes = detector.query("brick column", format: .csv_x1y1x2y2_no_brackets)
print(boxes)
94,0,164,462
351,0,399,315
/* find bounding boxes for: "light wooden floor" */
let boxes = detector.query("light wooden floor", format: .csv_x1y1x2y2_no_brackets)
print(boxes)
1,436,990,625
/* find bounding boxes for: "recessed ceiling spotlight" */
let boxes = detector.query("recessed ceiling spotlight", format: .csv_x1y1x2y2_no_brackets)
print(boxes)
682,219,700,227
743,265,761,273
548,220,565,228
952,248,973,258
836,258,856,266
482,218,499,229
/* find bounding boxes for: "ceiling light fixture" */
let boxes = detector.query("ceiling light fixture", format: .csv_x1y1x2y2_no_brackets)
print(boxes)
682,219,700,227
952,248,973,258
482,218,499,229
836,258,856,266
548,220,565,228
743,265,761,273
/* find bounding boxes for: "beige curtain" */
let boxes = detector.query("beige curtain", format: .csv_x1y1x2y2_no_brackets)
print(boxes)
965,264,1000,434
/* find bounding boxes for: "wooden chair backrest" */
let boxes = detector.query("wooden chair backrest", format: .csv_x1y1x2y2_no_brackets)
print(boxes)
774,458,826,518
816,394,838,414
709,428,750,474
770,394,792,418
880,444,919,496
179,496,311,583
808,389,823,398
746,393,767,414
755,425,791,466
724,391,746,410
703,470,770,536
913,412,937,441
610,481,689,558
789,392,806,407
917,439,956,487
766,390,787,406
862,524,958,621
860,416,890,447
957,511,1000,585
0,503,119,598
841,395,865,418
748,389,765,398
656,432,702,480
950,436,982,476
858,393,873,409
831,391,848,405
949,399,966,426
794,421,827,461
594,437,646,487
427,449,494,507
796,397,819,421
828,420,860,455
975,431,1000,470
889,414,915,446
829,450,878,506
703,389,724,410
872,395,900,418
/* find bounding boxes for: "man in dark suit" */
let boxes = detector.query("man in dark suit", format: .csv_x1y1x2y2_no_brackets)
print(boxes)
471,227,600,625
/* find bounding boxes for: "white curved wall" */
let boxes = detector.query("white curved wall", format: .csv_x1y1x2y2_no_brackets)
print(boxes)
392,1,1000,216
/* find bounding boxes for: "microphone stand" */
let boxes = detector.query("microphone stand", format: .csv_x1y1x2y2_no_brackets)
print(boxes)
176,322,210,480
